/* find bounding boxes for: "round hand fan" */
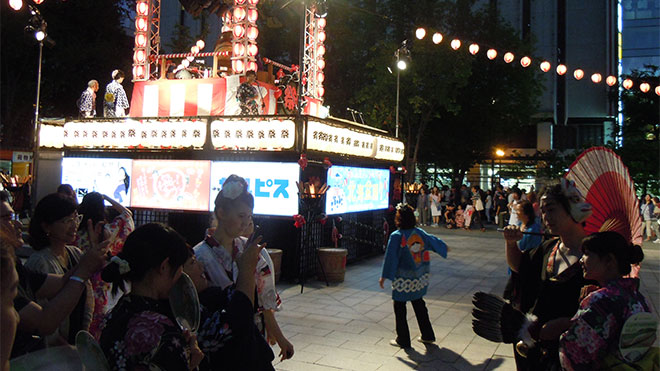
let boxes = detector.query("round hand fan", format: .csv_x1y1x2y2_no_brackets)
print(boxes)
565,147,643,245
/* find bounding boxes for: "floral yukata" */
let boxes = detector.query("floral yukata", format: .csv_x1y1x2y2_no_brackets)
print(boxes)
559,278,653,371
99,295,190,371
76,211,135,339
194,235,281,330
104,80,129,117
237,82,260,115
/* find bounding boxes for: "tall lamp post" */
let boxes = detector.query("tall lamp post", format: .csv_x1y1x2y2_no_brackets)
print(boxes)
393,41,409,138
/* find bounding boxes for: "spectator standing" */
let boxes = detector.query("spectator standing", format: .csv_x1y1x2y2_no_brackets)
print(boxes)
508,189,522,227
484,190,493,224
416,188,430,226
640,194,656,241
430,187,442,227
652,197,660,244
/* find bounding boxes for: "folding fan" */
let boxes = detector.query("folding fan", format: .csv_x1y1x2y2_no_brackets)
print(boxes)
564,146,643,245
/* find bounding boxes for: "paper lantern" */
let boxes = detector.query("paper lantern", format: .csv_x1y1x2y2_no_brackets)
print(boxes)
640,82,650,93
247,43,258,56
317,72,325,82
247,8,258,23
606,76,617,86
247,26,259,40
233,43,245,56
432,32,443,44
503,52,514,63
573,69,584,80
233,7,246,21
520,56,531,67
318,87,325,97
33,0,43,3
591,73,602,83
233,24,245,38
134,49,146,63
186,56,194,62
415,28,426,40
136,17,148,32
622,79,633,90
318,18,326,28
487,49,497,60
247,0,259,4
235,0,246,4
655,86,660,96
556,64,567,75
468,44,479,55
450,39,461,50
247,61,258,72
191,45,199,54
181,59,190,68
540,61,551,72
233,60,245,73
196,40,205,50
136,1,149,15
9,0,23,11
135,34,147,47
318,31,326,42
317,45,326,56
317,59,326,70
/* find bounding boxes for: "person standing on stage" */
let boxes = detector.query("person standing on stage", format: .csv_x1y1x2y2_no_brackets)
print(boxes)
238,70,262,115
77,80,98,118
104,70,129,117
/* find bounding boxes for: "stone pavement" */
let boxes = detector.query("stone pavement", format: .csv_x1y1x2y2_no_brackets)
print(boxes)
269,227,660,371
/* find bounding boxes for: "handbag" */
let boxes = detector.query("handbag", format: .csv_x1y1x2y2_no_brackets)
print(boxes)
475,198,484,211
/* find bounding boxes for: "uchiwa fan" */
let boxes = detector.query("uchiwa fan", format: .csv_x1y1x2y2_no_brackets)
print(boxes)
565,147,643,245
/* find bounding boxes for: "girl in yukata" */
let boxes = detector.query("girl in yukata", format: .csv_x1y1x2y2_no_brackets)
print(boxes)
103,70,129,117
379,204,449,348
194,175,294,361
558,232,650,370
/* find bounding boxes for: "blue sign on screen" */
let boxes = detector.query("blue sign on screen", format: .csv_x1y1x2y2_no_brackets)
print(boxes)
325,166,390,215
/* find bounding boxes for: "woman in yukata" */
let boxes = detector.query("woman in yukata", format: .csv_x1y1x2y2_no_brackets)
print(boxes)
379,204,448,348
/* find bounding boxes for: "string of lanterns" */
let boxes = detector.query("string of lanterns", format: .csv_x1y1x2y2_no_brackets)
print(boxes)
413,27,660,96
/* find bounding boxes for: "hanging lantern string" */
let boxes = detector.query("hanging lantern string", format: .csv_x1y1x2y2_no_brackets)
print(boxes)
412,27,659,95
151,51,226,61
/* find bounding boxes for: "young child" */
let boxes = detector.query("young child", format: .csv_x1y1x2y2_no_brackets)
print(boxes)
379,204,448,348
194,175,294,361
455,204,465,229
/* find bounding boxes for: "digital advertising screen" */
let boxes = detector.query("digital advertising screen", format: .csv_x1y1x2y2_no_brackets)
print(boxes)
325,165,390,215
210,161,299,216
130,160,211,211
61,157,133,206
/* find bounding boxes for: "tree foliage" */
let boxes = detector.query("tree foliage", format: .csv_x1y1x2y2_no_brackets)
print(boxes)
617,65,660,195
1,0,133,148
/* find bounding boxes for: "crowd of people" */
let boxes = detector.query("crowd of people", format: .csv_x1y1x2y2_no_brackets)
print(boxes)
1,175,291,370
384,179,654,370
1,175,657,370
412,183,542,233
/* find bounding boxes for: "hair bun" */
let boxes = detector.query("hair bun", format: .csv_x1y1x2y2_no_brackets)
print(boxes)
629,244,644,265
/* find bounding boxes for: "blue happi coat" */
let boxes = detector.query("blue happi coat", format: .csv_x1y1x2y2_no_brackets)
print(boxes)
381,227,448,301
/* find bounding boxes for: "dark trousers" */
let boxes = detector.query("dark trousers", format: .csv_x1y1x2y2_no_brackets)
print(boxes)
393,298,435,346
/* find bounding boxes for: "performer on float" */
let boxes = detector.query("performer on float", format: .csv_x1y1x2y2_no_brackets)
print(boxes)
104,70,129,117
237,70,263,115
77,80,98,118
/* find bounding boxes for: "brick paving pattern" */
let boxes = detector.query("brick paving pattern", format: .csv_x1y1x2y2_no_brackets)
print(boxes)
269,227,660,371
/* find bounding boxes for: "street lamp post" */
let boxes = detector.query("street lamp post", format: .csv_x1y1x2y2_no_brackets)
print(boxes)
395,49,401,138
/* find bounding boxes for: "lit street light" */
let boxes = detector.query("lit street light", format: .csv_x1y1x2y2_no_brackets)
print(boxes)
394,41,410,138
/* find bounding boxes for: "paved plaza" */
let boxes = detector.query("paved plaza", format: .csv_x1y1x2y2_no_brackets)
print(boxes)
270,227,660,371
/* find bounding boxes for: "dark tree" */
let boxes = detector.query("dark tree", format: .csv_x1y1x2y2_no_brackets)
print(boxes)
1,0,133,148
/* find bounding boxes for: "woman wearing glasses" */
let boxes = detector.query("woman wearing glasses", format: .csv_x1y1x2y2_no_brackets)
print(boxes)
25,193,93,346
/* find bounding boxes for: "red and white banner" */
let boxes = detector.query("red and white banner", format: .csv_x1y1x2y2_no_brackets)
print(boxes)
129,77,278,117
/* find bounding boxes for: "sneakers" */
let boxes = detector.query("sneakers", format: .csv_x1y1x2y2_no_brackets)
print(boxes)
389,339,410,348
416,336,435,344
653,239,660,244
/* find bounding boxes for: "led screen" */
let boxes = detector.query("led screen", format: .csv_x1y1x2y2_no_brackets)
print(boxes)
131,160,211,211
61,157,133,206
210,161,299,216
325,166,390,215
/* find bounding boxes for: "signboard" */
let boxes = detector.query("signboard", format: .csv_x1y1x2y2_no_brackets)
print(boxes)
210,161,299,216
61,158,133,205
325,165,390,215
210,119,296,150
131,160,211,211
